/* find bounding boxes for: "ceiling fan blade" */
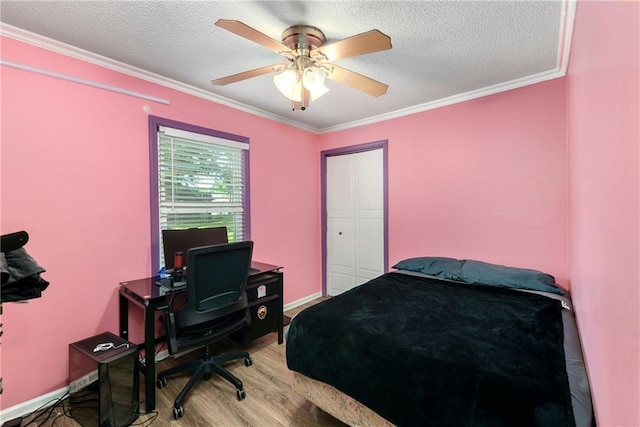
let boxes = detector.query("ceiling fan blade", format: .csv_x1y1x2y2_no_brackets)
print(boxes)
215,19,292,55
311,29,391,62
211,64,279,86
326,65,388,97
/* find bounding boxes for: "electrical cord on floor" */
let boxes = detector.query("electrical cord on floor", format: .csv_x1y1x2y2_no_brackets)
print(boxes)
65,388,100,426
20,391,72,426
155,328,167,358
18,394,158,427
131,408,159,427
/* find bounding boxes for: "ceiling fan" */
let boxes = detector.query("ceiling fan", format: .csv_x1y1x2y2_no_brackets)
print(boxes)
211,19,392,111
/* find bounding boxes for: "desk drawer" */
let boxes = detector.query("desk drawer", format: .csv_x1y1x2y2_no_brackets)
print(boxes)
246,276,280,302
232,296,279,345
246,296,279,342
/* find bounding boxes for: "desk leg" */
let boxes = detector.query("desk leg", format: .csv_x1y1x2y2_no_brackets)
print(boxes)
119,293,155,412
277,311,284,344
277,272,284,344
119,294,129,340
143,305,156,412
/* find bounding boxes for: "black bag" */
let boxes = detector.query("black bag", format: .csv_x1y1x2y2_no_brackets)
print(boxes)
1,231,50,302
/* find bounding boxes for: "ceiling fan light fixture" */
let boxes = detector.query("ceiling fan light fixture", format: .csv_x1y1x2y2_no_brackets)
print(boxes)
302,66,326,91
310,83,330,101
274,69,302,101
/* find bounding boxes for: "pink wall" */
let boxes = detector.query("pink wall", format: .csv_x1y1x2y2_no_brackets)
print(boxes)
0,37,320,408
319,79,569,287
566,2,640,425
3,3,637,421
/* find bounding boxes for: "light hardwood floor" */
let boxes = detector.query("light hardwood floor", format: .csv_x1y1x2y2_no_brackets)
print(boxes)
20,299,346,427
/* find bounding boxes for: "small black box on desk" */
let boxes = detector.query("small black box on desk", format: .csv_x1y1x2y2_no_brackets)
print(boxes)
68,331,139,427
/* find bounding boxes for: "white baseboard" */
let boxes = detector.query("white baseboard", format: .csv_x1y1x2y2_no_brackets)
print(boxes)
155,349,169,361
0,387,69,425
284,292,322,313
1,293,321,423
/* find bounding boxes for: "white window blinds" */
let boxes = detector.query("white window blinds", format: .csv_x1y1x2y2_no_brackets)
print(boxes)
157,126,249,243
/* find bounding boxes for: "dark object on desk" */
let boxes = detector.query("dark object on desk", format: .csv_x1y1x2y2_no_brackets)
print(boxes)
68,331,139,427
161,226,228,269
173,251,183,269
1,231,50,302
156,241,254,420
155,277,172,288
155,273,186,289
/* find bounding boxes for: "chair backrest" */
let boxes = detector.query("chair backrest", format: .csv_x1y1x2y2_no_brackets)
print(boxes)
176,241,253,330
161,226,229,269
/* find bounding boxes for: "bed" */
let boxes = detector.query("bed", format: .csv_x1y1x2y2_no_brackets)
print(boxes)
286,257,593,427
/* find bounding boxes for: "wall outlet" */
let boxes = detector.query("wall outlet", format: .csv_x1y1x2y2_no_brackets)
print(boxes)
68,369,98,394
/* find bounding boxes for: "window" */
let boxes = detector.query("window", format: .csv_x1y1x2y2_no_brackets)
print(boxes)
149,116,250,271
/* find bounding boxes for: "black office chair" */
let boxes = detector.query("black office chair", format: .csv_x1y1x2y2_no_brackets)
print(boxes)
156,241,254,420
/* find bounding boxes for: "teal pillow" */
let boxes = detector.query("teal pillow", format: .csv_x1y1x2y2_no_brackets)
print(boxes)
392,257,464,281
393,257,564,295
460,260,564,295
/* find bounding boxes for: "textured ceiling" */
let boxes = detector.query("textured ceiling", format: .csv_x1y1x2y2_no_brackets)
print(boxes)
0,1,573,132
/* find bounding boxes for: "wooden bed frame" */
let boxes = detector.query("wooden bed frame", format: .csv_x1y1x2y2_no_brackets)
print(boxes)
292,372,394,426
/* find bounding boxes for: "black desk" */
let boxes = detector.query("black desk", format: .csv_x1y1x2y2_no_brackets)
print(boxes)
118,261,283,412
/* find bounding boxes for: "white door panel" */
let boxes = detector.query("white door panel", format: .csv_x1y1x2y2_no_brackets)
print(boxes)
357,218,384,272
356,271,379,285
328,218,355,268
327,156,354,211
327,148,384,296
328,272,356,296
356,150,384,210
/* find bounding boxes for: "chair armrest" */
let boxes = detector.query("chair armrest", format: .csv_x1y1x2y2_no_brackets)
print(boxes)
163,310,179,355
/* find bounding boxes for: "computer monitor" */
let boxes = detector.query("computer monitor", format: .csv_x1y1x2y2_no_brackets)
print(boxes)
161,227,228,269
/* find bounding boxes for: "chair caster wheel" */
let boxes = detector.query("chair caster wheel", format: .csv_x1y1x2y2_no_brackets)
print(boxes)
237,388,246,400
173,405,184,419
244,357,253,367
156,377,167,389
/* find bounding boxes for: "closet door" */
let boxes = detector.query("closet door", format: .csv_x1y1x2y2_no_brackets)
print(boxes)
326,149,384,296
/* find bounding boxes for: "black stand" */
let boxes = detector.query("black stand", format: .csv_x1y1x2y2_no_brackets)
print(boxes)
0,231,30,427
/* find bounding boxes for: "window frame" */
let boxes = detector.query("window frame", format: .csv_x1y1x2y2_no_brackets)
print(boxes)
148,115,250,274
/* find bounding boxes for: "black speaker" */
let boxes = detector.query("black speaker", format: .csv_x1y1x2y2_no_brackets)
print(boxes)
68,332,139,427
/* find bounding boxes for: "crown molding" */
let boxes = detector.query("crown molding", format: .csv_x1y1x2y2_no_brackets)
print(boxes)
1,0,575,135
320,69,566,133
0,23,319,133
557,0,577,73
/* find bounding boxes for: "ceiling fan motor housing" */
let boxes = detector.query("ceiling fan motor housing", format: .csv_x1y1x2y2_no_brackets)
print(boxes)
281,25,326,53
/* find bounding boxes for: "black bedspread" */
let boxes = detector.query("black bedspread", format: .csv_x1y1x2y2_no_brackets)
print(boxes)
286,272,575,427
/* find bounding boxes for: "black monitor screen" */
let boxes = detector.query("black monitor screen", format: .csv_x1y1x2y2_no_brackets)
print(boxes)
161,227,228,269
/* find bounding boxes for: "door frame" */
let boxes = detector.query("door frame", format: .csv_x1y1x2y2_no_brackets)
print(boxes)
321,140,389,296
